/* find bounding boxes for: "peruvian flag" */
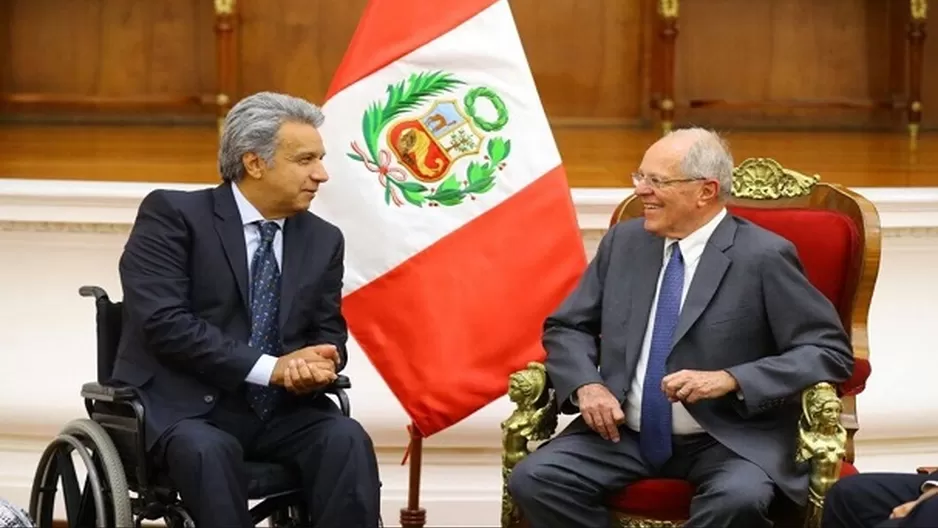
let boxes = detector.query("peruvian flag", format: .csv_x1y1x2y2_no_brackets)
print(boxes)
315,0,586,437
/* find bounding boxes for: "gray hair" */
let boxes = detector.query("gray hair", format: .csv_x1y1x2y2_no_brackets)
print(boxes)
670,127,734,199
218,91,325,182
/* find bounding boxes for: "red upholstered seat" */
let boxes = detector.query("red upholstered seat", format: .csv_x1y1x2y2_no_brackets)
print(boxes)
608,463,860,520
727,206,870,396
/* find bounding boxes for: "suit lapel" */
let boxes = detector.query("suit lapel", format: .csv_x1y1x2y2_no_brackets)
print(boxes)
671,215,737,346
213,183,250,313
625,236,664,368
279,214,312,328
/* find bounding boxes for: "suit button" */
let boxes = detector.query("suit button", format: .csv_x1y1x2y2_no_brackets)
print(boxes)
204,395,214,404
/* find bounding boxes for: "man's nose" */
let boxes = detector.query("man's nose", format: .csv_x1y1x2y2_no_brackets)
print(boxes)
312,168,329,182
634,182,653,195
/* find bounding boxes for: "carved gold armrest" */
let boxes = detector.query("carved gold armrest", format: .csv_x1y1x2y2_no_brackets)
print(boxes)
796,382,848,528
501,362,560,528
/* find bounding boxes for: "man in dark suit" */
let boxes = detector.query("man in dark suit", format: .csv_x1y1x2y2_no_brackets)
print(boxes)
507,128,855,528
112,91,381,528
823,470,938,527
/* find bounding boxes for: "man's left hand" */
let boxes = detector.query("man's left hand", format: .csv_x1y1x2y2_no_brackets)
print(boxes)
661,369,739,404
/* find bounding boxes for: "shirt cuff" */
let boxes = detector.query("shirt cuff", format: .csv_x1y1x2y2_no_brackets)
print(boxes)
245,354,278,386
921,480,938,493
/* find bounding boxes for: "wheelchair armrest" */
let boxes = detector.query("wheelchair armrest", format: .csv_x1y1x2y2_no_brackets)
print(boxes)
326,374,351,391
322,375,351,417
81,381,137,402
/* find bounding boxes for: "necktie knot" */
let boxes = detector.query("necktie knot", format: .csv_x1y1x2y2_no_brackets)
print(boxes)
257,221,279,245
669,242,683,263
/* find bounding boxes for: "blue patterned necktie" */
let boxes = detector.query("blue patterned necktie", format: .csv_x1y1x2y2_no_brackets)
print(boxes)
640,242,684,468
246,221,283,420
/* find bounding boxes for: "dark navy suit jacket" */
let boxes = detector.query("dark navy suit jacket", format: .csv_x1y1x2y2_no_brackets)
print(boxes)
112,181,348,450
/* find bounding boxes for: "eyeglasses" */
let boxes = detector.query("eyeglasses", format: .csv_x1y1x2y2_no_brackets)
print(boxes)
631,172,700,189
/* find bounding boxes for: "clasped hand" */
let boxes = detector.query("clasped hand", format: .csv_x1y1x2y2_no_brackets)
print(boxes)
271,344,340,395
575,369,738,442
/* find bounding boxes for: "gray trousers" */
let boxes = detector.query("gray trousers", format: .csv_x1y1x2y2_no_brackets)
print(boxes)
508,427,776,528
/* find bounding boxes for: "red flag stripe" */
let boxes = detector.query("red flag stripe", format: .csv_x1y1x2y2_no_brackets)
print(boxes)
341,166,586,437
325,0,500,101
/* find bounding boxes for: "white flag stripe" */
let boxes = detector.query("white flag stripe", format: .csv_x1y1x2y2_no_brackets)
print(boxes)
315,0,562,295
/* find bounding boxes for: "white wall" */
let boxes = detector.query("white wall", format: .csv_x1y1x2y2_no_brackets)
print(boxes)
1,180,937,527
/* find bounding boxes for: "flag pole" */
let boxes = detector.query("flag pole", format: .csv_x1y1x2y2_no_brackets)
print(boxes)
399,423,426,528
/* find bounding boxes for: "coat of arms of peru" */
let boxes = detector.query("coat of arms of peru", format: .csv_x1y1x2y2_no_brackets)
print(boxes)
347,70,512,207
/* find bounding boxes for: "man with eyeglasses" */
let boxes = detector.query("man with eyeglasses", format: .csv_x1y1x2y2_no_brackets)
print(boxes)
508,127,854,528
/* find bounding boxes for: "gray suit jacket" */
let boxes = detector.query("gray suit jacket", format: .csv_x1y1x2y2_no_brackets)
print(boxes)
542,213,854,505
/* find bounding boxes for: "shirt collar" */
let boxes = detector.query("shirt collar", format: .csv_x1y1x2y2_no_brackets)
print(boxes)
231,182,285,230
665,207,727,262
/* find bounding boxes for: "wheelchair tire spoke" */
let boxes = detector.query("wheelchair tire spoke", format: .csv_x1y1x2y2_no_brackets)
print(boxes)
28,419,134,528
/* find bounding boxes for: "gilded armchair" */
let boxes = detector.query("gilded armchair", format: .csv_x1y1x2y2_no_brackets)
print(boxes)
501,158,880,528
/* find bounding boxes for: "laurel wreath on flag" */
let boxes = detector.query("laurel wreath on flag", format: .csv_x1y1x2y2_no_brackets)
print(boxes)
347,70,512,207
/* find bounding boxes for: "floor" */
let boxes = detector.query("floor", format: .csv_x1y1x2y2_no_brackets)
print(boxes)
0,124,936,187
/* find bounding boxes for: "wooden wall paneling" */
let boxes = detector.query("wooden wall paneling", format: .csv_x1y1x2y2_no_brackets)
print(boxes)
0,1,10,98
650,0,931,135
236,0,368,106
510,0,647,125
235,0,648,126
0,0,233,122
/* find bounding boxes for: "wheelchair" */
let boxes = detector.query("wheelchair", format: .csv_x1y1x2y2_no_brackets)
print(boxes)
28,285,354,528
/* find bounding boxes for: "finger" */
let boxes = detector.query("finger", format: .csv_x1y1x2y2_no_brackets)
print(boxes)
612,406,625,425
284,361,297,392
662,374,686,396
314,367,334,385
601,409,620,442
677,382,698,402
584,408,606,440
297,361,315,388
684,386,702,404
591,410,611,441
581,408,596,431
661,370,686,387
663,380,682,401
316,344,338,359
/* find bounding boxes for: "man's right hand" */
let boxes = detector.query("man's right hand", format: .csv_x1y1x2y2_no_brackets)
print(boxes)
576,383,625,442
270,344,338,390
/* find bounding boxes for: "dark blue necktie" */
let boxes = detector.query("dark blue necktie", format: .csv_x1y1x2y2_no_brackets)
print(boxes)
246,221,283,420
640,242,684,468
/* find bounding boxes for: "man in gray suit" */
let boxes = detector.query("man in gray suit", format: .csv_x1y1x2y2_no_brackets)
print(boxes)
507,128,854,528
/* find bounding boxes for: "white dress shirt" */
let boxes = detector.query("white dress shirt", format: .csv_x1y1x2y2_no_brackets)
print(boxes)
624,207,728,435
231,183,286,386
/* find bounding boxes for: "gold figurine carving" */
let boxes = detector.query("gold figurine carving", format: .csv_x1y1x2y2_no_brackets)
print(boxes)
911,0,927,20
214,0,236,15
797,382,847,528
732,158,819,200
501,363,558,527
658,0,679,18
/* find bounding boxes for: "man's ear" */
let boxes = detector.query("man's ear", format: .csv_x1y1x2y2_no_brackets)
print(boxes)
242,152,264,180
699,180,720,204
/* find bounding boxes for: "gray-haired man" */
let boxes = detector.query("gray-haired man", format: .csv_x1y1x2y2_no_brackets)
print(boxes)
113,91,381,527
508,128,854,528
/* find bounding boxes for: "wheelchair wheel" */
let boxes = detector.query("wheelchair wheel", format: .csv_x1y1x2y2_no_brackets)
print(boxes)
28,418,132,528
